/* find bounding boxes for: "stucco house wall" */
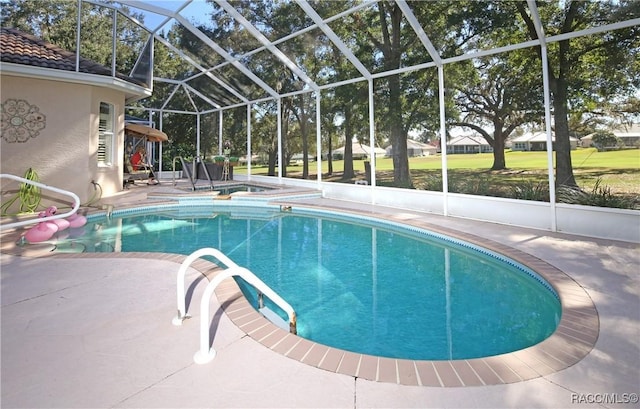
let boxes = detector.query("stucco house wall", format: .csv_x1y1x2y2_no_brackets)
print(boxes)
1,27,150,213
1,74,125,205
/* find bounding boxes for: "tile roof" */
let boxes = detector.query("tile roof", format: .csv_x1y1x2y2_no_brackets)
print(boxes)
0,27,145,86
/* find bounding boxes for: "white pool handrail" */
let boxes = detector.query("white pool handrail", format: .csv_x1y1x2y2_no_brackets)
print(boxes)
173,247,297,364
173,247,239,324
0,173,81,231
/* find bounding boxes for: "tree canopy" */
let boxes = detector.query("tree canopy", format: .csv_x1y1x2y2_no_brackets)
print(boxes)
2,0,638,188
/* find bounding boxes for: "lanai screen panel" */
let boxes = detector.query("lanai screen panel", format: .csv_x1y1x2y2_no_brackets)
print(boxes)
322,2,434,74
411,1,535,58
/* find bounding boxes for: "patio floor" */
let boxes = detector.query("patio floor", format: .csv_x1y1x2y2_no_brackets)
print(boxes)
1,181,638,408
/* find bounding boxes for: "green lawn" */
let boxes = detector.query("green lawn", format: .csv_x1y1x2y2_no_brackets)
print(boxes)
370,148,640,170
236,148,640,197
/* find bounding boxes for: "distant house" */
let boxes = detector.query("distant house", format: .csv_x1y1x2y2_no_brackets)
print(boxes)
613,124,640,147
332,142,386,160
446,135,493,154
386,139,438,157
0,28,151,205
511,132,578,151
289,152,315,165
581,124,640,148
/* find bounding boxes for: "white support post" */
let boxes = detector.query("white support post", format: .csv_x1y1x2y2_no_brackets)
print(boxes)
527,0,557,232
368,79,376,199
196,113,201,159
247,103,252,179
218,111,223,155
277,98,283,181
438,65,449,216
316,92,322,187
540,45,557,232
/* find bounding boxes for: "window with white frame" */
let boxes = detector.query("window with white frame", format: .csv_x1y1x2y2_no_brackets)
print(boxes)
98,102,114,166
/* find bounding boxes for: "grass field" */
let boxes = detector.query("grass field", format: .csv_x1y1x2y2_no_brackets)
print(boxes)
239,148,639,194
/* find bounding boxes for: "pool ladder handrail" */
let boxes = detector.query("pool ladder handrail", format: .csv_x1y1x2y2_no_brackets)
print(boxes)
173,247,297,364
195,156,215,191
0,173,81,231
172,156,195,190
172,156,214,191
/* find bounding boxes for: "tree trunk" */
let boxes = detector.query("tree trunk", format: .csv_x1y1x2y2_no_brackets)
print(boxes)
301,118,309,179
491,129,506,170
385,3,411,187
342,104,355,180
389,74,411,186
267,150,277,176
327,135,333,176
552,77,578,187
297,95,310,179
514,2,578,188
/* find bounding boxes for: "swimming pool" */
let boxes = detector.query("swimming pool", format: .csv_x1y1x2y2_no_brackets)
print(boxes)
51,204,561,360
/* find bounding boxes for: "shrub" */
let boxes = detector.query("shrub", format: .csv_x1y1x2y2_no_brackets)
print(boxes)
591,130,622,151
415,175,442,191
557,179,638,209
448,174,499,197
510,179,549,201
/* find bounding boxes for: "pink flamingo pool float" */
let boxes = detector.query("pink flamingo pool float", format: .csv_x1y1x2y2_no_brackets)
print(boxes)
66,211,87,229
23,205,87,243
45,206,70,231
24,211,58,243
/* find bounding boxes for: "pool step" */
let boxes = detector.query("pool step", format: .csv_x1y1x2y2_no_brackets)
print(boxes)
259,306,290,331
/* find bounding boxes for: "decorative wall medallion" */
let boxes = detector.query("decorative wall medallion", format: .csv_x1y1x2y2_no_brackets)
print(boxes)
1,99,47,143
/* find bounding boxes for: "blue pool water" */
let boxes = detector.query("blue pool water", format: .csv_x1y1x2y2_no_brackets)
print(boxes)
53,205,561,360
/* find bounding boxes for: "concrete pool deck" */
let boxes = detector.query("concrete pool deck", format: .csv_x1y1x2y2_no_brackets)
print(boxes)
1,181,639,408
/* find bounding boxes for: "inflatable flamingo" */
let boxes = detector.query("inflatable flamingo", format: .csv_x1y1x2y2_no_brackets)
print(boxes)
24,211,59,243
66,210,87,228
45,206,70,231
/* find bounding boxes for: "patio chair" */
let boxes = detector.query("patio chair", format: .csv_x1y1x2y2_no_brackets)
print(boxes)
123,155,153,188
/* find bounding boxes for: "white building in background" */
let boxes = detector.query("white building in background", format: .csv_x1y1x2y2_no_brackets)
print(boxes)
510,132,579,151
446,135,493,154
331,142,386,160
581,124,640,148
386,139,438,157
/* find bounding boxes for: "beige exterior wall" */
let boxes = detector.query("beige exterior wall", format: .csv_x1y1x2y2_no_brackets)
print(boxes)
1,74,125,211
